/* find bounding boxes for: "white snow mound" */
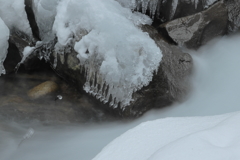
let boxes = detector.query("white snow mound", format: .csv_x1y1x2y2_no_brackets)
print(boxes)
94,112,240,160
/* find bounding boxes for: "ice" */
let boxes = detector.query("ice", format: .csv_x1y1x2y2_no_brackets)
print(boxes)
32,0,59,41
0,18,9,76
53,0,162,108
0,0,32,37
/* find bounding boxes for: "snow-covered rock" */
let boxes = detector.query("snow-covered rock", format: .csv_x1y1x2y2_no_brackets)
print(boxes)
52,25,192,117
52,0,162,109
94,111,240,160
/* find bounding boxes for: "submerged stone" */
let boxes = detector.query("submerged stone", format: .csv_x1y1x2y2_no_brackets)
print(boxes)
27,80,58,99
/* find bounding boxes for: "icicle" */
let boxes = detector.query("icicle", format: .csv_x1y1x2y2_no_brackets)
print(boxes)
194,0,199,9
170,0,179,20
141,0,150,14
149,0,158,18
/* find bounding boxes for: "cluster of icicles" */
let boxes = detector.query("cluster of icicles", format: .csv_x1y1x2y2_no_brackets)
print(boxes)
118,0,217,19
78,62,148,110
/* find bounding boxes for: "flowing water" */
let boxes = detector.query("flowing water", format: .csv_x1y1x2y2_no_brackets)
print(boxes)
1,33,240,160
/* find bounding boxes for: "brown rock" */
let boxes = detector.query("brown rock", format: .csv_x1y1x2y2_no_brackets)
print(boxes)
159,1,228,49
27,81,58,99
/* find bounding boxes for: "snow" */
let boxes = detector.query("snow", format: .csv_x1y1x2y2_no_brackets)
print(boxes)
53,0,162,108
94,112,240,160
0,18,9,76
0,0,32,37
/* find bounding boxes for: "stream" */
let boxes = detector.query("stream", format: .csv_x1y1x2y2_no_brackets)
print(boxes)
1,33,240,160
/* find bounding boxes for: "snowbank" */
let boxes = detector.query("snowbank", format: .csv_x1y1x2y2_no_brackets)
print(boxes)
0,18,9,75
94,112,240,160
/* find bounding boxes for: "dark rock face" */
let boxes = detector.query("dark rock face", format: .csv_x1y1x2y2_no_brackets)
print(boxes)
159,1,228,49
225,0,240,32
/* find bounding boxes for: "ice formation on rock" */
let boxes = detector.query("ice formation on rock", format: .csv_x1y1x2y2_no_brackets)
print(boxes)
0,0,32,37
32,0,60,41
0,18,9,76
53,0,162,109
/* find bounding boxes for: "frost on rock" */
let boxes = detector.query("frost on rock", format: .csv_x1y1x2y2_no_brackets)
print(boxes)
53,0,162,109
32,0,60,41
0,18,9,76
0,0,32,37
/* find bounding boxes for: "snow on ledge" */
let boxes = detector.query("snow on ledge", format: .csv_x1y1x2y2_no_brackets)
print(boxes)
94,112,240,160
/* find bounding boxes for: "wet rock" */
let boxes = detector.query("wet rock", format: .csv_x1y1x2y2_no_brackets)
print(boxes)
27,80,58,99
159,1,228,49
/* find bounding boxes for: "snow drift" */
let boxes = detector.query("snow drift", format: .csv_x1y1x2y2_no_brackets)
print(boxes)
94,111,240,160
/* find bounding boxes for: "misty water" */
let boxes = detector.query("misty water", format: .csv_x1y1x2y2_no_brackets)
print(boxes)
1,33,240,160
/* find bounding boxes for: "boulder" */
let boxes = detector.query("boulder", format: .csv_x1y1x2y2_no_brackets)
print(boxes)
50,25,193,117
2,0,193,118
159,1,228,49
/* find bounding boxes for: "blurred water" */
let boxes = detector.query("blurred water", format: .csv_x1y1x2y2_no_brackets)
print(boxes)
1,33,240,160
